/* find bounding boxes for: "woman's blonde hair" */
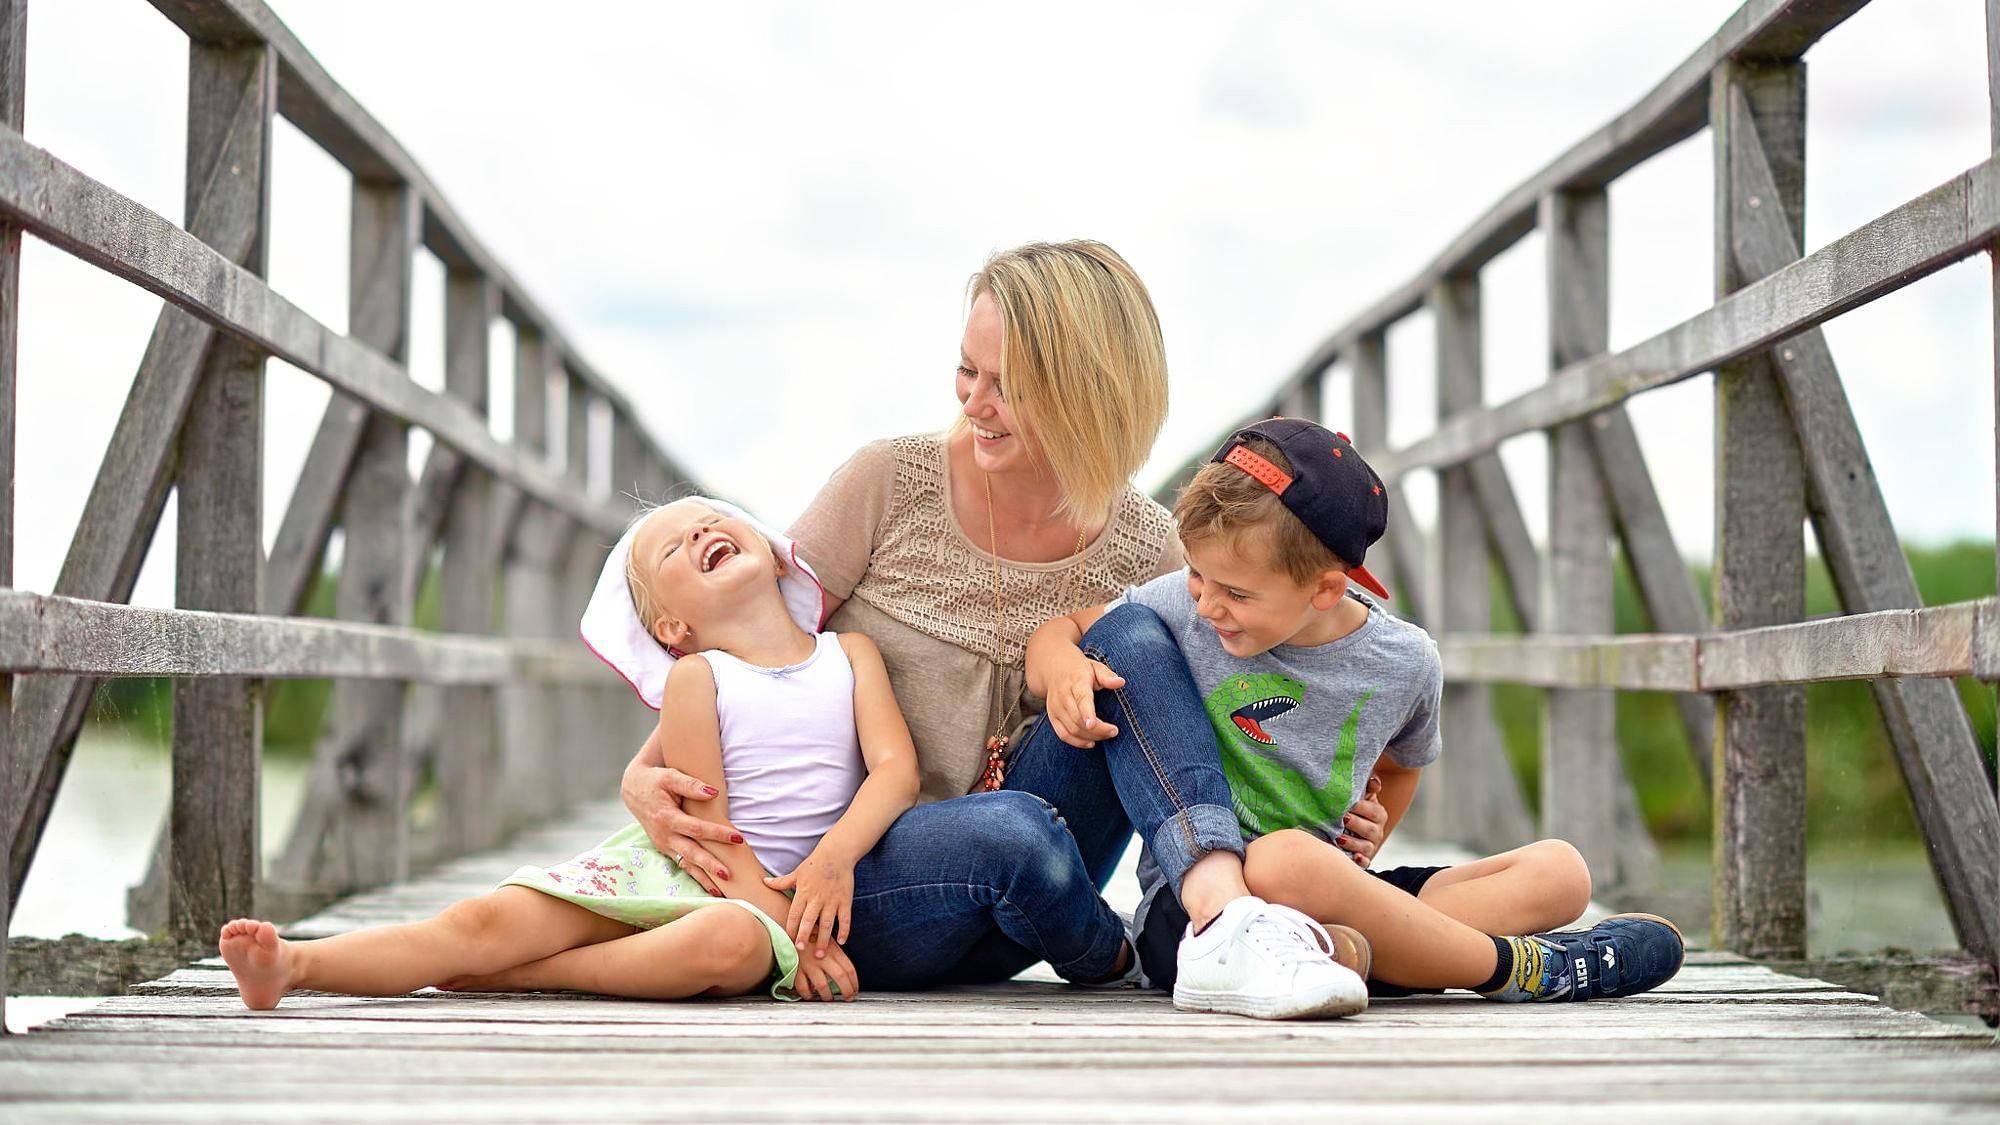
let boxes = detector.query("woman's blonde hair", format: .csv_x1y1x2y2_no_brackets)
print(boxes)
964,240,1168,524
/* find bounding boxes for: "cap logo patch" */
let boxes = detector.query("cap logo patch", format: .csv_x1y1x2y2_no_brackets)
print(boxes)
1222,445,1293,494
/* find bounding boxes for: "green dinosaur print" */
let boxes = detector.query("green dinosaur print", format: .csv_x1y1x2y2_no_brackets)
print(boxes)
1203,672,1376,838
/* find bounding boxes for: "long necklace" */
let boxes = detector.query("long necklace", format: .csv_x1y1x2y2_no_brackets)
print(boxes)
977,471,1088,792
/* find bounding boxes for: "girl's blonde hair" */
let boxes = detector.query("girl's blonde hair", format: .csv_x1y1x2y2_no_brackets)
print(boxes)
623,497,710,644
964,241,1168,524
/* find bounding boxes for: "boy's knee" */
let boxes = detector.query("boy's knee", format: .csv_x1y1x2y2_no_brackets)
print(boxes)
1079,603,1176,669
1244,829,1335,901
1526,838,1592,916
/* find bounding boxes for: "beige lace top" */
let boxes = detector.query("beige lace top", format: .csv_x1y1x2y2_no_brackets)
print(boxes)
787,434,1181,801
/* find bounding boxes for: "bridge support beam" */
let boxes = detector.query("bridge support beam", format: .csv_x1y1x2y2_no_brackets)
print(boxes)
1711,58,1808,960
0,0,21,1032
1426,274,1533,853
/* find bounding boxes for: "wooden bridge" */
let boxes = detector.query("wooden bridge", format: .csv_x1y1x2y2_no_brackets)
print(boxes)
2,0,1997,1117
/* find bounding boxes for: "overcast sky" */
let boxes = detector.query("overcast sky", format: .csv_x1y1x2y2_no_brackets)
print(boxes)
12,0,1995,610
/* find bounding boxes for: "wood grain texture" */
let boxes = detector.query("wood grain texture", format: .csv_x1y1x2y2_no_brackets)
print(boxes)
0,0,17,1038
1428,275,1533,851
1726,81,2000,968
1540,188,1635,892
1349,332,1429,625
1375,150,2000,481
0,125,627,534
1711,59,1807,961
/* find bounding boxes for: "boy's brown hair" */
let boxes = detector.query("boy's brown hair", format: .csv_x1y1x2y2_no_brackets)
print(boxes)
1174,435,1347,585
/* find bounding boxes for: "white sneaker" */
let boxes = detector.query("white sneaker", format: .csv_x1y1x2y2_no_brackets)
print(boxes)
1172,896,1369,1019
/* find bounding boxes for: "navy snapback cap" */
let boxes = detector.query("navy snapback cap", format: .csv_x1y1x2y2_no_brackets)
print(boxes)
1210,417,1391,599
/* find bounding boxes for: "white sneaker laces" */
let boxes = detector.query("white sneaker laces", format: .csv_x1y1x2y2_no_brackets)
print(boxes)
1235,902,1337,968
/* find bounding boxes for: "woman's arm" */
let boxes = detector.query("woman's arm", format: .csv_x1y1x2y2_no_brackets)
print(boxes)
766,634,919,955
653,657,798,925
619,730,741,893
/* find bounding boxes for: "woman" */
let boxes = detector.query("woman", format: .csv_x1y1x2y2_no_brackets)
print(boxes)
621,241,1386,1016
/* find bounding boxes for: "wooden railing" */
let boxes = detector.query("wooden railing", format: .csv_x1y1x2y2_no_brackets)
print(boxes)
1157,0,2000,1019
0,0,687,1021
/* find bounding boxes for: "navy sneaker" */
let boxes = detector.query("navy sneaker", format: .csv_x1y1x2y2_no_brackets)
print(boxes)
1480,913,1685,1002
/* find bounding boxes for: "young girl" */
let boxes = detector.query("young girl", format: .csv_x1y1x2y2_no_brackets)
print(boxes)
219,497,921,1007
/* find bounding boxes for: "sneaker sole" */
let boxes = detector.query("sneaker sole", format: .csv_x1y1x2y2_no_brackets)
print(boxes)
1171,980,1369,1020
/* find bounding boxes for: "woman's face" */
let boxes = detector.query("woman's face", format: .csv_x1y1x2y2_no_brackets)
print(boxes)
956,291,1035,476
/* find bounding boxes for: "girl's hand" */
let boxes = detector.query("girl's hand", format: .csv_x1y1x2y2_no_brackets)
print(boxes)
621,760,743,894
764,851,855,960
1339,775,1389,868
1045,651,1124,749
793,942,860,1002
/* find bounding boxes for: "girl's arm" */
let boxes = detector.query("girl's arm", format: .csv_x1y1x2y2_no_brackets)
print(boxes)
654,656,797,925
766,633,920,955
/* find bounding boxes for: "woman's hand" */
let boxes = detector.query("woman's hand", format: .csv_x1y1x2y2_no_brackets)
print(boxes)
793,942,860,1002
765,849,854,960
1339,775,1389,868
1044,650,1125,749
621,757,743,895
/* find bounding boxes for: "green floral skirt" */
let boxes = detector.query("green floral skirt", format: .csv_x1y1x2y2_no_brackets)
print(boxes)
499,822,799,999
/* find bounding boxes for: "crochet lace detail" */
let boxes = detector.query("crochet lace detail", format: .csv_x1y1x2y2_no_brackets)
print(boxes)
851,435,1176,668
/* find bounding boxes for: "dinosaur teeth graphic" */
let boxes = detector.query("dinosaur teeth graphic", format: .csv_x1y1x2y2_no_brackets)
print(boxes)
1229,695,1297,746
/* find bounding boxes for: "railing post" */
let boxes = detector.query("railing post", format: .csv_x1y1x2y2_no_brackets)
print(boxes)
1431,273,1533,852
169,38,276,943
561,375,615,788
1540,188,1622,892
318,179,419,890
1350,331,1429,627
1280,372,1322,424
0,0,22,1032
500,329,565,828
1711,57,1808,958
437,272,501,854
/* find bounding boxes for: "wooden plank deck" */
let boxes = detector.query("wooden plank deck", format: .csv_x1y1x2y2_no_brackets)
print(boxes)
4,800,1996,1121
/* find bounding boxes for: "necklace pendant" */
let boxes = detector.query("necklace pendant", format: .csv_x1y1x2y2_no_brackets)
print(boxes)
978,736,1009,792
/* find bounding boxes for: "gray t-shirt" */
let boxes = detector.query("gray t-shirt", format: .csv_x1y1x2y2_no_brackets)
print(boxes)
1113,571,1443,921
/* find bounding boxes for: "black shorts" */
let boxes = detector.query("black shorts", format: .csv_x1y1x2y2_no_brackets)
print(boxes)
1136,863,1449,992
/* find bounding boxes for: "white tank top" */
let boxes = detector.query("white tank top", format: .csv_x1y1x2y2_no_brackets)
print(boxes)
706,632,865,877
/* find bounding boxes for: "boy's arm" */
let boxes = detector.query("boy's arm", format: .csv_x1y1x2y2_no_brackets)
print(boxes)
1372,757,1420,843
1026,605,1122,748
655,656,797,925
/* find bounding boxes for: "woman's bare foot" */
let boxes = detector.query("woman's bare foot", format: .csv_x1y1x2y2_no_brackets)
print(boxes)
218,918,294,1010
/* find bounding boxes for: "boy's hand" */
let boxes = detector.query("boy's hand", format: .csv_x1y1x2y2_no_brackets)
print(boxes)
793,942,861,1002
765,850,854,959
1340,775,1388,868
1045,651,1125,748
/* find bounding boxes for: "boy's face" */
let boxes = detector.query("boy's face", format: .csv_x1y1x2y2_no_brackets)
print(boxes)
1182,531,1342,658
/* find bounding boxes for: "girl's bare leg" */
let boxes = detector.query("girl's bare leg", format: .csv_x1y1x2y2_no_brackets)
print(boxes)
218,887,637,1009
440,904,774,999
1414,839,1592,936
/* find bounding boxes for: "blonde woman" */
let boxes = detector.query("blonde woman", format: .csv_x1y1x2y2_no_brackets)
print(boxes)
622,242,1385,1017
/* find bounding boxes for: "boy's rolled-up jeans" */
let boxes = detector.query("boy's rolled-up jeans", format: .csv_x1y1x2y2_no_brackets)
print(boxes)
841,604,1241,988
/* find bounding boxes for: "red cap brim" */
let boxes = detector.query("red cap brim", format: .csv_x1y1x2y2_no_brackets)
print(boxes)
1349,564,1390,600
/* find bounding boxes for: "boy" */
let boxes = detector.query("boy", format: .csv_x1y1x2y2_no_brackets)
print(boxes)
1027,418,1684,1009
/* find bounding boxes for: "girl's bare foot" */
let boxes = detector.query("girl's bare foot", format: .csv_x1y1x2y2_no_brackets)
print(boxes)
218,918,293,1010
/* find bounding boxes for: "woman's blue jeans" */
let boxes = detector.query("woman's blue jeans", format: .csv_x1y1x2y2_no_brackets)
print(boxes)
843,604,1241,988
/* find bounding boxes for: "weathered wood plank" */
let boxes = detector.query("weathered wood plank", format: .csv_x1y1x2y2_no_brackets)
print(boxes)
167,38,274,945
1374,150,2000,481
3,15,281,917
262,394,365,616
1347,332,1428,626
437,270,501,854
1711,58,1807,961
1428,274,1532,851
0,125,626,534
0,0,19,1038
0,590,600,682
1586,406,1717,786
1541,188,1624,892
1277,0,1871,390
1439,600,1999,690
1726,81,2000,970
